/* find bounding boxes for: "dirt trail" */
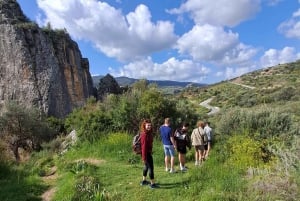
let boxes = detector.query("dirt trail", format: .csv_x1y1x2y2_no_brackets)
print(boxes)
199,97,220,115
41,158,105,201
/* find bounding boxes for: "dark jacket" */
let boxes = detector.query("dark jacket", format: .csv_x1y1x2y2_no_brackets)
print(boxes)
174,128,191,149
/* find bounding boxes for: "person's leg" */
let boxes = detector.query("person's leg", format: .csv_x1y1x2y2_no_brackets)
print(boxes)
169,145,175,172
205,142,211,158
164,145,170,171
148,154,155,184
178,152,183,169
199,148,205,164
194,146,199,165
140,159,149,185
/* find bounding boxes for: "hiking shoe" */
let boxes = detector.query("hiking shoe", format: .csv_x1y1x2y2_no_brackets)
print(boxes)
169,168,176,173
140,180,149,186
149,183,159,189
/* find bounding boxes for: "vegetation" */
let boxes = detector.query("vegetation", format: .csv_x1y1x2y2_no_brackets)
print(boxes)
0,61,300,200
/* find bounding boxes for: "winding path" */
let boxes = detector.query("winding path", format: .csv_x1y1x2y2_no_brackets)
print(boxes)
199,97,220,115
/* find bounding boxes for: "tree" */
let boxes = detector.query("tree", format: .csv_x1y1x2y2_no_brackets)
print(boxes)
0,102,55,162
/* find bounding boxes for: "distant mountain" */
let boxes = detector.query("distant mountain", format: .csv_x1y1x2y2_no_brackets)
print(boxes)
92,75,207,88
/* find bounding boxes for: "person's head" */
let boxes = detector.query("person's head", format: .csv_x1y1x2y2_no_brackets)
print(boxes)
181,122,189,132
164,117,170,125
197,120,205,128
140,118,152,133
204,121,210,126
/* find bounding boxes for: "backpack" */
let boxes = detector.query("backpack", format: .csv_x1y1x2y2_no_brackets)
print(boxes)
198,128,208,144
132,133,141,154
202,132,208,144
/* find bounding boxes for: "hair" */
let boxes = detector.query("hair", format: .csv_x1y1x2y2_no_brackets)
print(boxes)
140,118,152,133
182,122,189,127
164,117,170,124
197,120,205,128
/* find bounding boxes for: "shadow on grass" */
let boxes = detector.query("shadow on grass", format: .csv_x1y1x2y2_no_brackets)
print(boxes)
156,180,190,189
0,163,48,201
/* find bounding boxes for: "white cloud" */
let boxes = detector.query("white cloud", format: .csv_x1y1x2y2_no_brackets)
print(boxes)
168,0,261,27
225,66,254,80
265,0,283,6
176,24,257,66
260,47,300,68
109,57,210,83
278,8,300,39
37,0,177,61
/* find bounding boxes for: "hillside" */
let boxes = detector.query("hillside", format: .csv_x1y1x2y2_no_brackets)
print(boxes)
92,75,206,88
186,60,300,111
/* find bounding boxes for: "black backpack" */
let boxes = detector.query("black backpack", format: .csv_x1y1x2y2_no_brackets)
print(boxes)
132,133,141,154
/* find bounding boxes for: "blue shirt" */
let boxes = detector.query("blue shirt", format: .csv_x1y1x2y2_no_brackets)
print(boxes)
159,125,173,145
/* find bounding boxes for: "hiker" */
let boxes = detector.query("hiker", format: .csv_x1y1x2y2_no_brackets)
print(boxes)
139,119,158,189
191,120,206,165
159,118,176,173
204,121,213,159
174,122,191,171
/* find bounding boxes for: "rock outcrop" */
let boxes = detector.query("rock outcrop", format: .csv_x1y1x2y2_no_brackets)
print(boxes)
0,0,95,117
97,74,121,100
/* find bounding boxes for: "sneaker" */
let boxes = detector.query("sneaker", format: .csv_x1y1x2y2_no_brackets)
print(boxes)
195,161,199,166
165,167,170,172
149,183,159,189
169,168,176,173
140,180,149,186
180,167,187,171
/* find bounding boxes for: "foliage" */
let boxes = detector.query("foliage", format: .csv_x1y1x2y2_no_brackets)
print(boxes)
225,134,266,169
0,102,55,161
65,108,112,142
216,106,293,140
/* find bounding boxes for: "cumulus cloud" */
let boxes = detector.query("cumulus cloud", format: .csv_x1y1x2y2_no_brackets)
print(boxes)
260,47,300,68
37,0,177,61
109,57,210,83
278,8,300,39
168,0,260,27
176,24,257,66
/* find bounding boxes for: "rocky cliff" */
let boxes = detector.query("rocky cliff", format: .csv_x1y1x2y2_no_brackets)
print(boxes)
0,0,95,118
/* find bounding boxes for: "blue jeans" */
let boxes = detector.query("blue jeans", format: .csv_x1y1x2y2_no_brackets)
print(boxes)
163,145,175,157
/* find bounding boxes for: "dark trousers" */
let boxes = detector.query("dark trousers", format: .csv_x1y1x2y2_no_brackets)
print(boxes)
143,153,154,180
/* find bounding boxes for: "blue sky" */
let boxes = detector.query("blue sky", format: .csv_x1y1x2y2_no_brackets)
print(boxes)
16,0,300,84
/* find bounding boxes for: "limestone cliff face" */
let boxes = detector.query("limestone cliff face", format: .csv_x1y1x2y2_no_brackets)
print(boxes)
0,0,95,117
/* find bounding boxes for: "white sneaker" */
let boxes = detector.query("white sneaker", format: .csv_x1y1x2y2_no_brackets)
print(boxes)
180,167,187,171
169,168,176,173
165,167,170,172
195,161,199,166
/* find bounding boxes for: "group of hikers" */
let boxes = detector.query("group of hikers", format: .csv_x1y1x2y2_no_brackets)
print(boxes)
138,118,213,189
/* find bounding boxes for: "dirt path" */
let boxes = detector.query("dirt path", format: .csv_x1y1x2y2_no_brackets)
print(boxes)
230,79,255,89
199,97,220,115
40,158,105,201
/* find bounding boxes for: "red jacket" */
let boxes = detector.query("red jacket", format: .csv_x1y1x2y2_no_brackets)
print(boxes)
140,131,153,162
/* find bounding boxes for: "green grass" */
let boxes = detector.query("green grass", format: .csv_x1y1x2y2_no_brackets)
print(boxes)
0,162,48,201
48,132,249,201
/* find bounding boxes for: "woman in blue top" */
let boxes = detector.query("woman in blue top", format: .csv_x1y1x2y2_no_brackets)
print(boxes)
159,118,176,173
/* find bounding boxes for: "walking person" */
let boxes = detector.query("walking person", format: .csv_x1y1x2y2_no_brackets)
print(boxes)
191,121,206,166
204,121,213,159
174,122,191,171
139,119,158,189
159,118,176,173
